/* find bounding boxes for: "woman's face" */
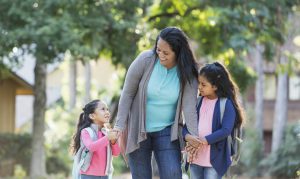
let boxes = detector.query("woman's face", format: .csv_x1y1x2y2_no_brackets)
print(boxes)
156,38,176,69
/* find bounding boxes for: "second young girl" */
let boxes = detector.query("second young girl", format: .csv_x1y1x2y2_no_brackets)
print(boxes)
71,99,120,179
184,62,245,179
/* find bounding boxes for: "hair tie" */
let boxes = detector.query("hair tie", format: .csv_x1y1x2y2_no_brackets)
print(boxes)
82,107,87,113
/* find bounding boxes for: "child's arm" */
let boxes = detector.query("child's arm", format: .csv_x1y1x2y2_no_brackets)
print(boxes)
81,129,109,152
111,141,121,156
205,100,236,145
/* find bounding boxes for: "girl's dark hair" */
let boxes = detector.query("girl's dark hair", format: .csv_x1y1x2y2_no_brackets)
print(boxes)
153,27,198,90
199,62,245,127
70,99,100,154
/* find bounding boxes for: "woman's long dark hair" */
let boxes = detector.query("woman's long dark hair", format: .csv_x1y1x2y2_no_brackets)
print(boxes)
199,62,245,127
70,99,100,155
153,27,198,90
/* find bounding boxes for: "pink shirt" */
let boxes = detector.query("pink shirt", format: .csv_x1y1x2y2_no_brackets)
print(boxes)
80,129,120,176
192,97,217,167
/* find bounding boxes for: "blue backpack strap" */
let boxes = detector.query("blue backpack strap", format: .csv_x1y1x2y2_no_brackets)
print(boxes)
219,98,234,160
196,96,203,116
196,96,203,113
219,98,227,124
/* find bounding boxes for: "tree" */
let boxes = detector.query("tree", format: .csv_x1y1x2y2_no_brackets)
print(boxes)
69,56,77,110
253,44,265,150
0,1,77,177
84,61,91,104
272,12,300,153
0,0,147,177
144,0,300,175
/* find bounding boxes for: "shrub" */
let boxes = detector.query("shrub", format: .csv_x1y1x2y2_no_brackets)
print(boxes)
229,126,264,177
261,122,300,178
0,133,32,176
112,155,129,175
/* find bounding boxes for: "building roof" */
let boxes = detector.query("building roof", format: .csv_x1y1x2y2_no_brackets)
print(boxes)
10,71,33,95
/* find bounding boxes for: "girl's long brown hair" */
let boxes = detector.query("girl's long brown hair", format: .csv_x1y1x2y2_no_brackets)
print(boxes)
70,100,100,155
199,62,245,127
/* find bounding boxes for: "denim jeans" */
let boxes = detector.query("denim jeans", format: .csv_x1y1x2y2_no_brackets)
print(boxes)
128,126,182,179
190,164,222,179
80,174,108,179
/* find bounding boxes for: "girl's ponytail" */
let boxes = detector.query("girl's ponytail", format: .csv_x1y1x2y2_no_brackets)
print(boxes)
214,62,245,128
70,100,100,155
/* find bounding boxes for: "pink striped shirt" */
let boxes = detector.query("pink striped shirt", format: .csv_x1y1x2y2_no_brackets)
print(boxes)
192,97,217,167
80,129,120,176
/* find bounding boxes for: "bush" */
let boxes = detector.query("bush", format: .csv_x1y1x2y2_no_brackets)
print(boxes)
112,155,129,175
229,126,264,177
261,122,300,178
0,133,70,177
0,133,32,176
46,148,70,176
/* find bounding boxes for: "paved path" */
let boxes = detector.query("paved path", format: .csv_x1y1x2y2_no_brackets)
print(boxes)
112,173,273,179
113,173,189,179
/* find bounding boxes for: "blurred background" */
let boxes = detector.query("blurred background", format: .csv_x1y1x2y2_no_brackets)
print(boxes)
0,0,300,178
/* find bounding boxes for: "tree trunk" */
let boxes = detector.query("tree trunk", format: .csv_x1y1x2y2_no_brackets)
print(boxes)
84,61,91,104
69,59,77,109
253,44,265,153
30,60,47,178
109,95,120,124
271,13,295,153
271,54,288,153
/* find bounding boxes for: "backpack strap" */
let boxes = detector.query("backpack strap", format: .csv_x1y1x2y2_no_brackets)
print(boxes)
196,96,203,115
219,98,234,161
85,127,98,141
196,96,203,108
220,98,227,124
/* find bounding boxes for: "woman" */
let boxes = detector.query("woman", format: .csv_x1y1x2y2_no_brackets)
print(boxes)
114,27,199,179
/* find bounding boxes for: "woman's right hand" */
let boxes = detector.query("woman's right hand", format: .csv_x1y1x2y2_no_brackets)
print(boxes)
185,134,201,149
107,130,118,140
112,127,122,138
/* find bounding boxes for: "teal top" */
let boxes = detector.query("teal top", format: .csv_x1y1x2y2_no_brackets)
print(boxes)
146,60,180,132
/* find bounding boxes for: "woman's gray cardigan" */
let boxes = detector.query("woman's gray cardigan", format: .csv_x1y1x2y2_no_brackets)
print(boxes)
114,50,198,155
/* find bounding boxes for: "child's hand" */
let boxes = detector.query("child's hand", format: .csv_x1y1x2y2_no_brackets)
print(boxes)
199,136,208,145
185,144,197,163
104,123,112,129
110,139,117,145
107,130,118,141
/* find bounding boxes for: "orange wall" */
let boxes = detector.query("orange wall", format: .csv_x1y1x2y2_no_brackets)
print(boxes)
0,79,16,133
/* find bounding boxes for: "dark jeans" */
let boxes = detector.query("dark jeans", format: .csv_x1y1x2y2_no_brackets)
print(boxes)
190,164,222,179
128,126,182,179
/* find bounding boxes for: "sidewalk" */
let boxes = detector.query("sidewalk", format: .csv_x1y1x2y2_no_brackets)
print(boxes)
112,173,274,179
113,173,189,179
113,173,159,179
